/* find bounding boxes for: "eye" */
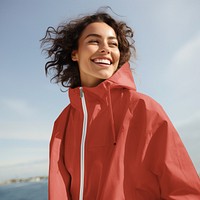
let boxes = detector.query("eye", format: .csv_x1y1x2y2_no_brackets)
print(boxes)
88,40,99,44
109,42,118,47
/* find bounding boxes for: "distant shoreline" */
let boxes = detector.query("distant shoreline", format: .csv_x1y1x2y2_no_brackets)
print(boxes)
0,176,48,186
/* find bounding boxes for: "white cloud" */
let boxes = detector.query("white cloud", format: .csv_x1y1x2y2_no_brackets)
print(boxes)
168,32,200,83
176,111,200,131
0,97,52,140
0,121,52,140
0,159,48,183
176,111,200,172
1,98,36,117
163,32,200,117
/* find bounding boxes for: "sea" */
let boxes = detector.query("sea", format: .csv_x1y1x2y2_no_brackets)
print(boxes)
0,179,47,200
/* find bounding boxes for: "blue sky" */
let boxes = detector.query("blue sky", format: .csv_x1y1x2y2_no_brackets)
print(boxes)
0,0,200,182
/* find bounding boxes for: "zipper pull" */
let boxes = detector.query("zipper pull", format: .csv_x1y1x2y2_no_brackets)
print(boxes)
80,87,83,98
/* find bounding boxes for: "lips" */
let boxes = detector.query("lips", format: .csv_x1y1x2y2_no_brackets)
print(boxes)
92,58,112,65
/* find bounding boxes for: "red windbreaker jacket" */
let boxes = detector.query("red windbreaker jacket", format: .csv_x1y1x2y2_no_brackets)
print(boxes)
49,62,200,200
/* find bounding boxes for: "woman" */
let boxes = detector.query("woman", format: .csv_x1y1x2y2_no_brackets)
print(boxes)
41,10,200,200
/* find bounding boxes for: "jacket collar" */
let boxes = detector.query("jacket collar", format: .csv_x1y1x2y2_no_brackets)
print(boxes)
69,62,136,109
104,62,136,90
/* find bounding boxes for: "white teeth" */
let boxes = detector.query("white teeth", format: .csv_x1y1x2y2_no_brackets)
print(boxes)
93,59,111,65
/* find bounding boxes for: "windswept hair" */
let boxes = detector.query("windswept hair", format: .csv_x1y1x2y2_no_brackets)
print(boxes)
40,10,136,89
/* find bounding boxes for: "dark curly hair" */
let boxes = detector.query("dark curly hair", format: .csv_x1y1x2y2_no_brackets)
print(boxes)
40,10,136,88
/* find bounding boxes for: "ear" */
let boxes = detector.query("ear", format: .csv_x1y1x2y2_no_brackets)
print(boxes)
71,50,78,61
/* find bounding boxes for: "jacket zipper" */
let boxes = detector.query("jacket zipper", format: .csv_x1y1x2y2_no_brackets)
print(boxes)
79,87,88,200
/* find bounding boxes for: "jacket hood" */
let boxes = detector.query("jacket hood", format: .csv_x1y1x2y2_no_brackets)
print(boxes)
69,62,136,107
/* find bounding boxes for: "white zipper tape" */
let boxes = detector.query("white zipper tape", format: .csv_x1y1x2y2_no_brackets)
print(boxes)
79,87,88,200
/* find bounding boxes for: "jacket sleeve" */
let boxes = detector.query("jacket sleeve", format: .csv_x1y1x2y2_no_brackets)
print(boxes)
146,112,200,199
48,107,72,200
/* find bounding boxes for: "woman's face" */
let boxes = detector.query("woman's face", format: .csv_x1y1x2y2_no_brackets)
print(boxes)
72,22,120,87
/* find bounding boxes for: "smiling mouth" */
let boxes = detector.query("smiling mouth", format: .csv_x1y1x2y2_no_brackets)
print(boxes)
92,58,112,65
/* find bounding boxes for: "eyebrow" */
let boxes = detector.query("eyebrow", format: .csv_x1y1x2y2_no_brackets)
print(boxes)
85,33,117,40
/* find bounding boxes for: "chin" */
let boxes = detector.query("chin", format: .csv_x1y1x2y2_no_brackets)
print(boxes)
100,73,114,80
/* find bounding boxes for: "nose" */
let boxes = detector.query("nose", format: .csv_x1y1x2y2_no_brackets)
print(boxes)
99,43,110,54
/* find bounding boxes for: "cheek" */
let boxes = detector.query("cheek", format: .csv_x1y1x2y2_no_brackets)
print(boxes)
114,50,120,62
84,44,98,52
77,48,91,62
